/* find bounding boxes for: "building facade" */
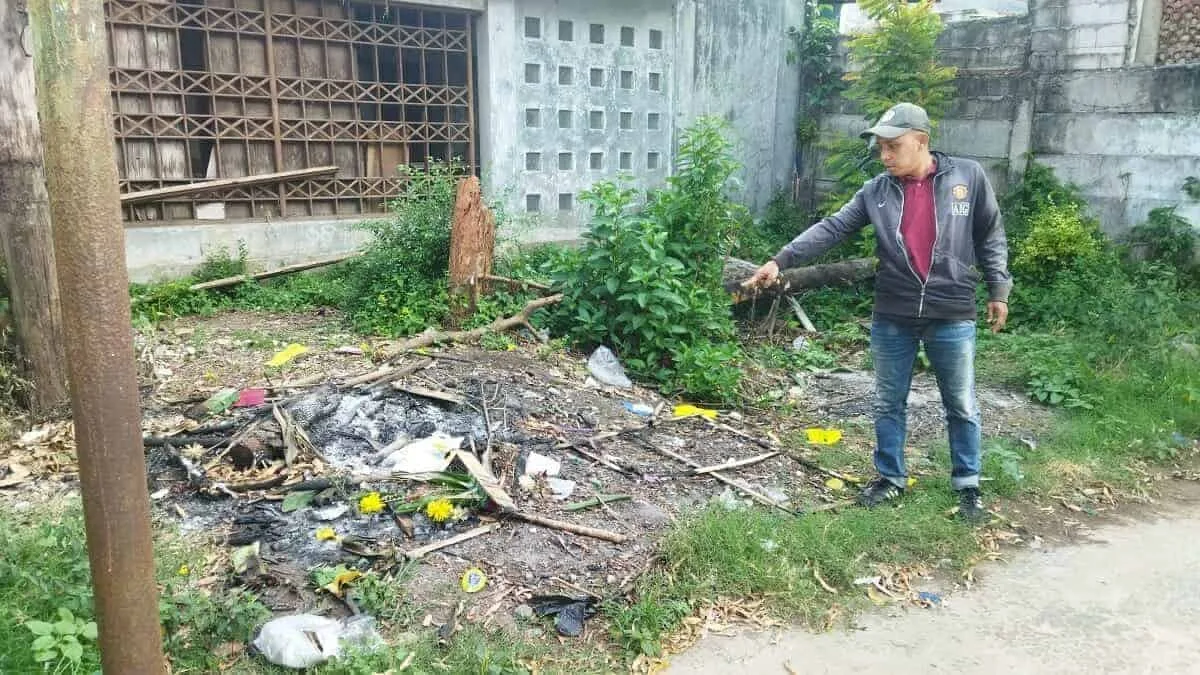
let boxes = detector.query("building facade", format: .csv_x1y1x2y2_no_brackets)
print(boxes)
105,0,803,280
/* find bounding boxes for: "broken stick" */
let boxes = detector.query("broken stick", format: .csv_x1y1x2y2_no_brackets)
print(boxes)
637,439,794,515
690,451,780,476
404,522,501,560
562,441,635,476
379,294,563,360
511,512,628,544
393,384,466,406
483,274,552,293
345,357,433,389
702,419,858,484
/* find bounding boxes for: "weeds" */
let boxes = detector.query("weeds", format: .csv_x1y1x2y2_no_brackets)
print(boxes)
549,117,747,404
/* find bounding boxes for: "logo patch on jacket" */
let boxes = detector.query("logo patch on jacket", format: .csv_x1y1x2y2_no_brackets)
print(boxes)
951,202,970,217
952,184,969,200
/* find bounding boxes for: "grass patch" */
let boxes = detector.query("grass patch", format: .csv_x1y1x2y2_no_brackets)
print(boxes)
604,488,981,661
665,490,975,617
0,499,593,674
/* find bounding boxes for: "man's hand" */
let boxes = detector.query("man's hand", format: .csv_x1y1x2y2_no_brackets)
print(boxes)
743,260,780,290
986,301,1008,333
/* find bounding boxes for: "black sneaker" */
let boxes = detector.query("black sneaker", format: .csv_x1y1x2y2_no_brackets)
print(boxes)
856,477,905,507
956,487,987,524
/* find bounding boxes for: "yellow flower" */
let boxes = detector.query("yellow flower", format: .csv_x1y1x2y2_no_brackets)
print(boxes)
177,564,190,576
805,427,843,445
425,498,454,523
359,492,385,514
315,527,338,541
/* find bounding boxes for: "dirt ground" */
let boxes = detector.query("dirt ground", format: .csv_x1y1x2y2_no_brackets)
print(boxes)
666,478,1200,674
0,309,1060,647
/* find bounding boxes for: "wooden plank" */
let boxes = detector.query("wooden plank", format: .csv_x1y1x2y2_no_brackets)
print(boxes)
404,523,500,560
450,450,516,513
120,165,339,204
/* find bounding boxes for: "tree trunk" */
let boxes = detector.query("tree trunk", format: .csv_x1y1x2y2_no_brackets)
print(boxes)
0,0,69,413
722,257,876,302
447,176,495,323
30,0,165,668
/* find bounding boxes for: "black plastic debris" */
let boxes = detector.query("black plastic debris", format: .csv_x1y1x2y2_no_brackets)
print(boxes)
529,594,599,637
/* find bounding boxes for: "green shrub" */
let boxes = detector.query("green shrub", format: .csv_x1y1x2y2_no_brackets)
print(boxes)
341,162,461,336
1012,202,1103,283
550,118,746,403
999,160,1089,245
191,241,249,283
1124,206,1198,286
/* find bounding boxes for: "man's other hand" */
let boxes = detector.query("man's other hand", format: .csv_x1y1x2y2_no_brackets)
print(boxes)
743,260,780,290
986,301,1008,333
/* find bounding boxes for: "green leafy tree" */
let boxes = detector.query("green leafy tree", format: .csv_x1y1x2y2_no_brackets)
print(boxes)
821,0,957,228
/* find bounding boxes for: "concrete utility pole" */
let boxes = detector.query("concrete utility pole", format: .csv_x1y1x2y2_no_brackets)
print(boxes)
27,0,166,671
0,0,70,414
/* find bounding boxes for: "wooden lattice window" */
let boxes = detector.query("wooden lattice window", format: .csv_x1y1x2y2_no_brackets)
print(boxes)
105,0,477,222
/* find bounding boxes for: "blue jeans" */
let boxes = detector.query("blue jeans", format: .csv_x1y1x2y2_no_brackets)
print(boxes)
870,315,981,491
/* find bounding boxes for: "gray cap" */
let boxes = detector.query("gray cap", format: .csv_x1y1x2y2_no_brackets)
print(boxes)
860,102,931,139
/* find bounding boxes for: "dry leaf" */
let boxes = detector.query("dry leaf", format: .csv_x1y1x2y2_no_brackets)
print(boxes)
322,569,362,598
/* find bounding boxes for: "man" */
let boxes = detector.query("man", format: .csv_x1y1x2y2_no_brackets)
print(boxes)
745,102,1013,523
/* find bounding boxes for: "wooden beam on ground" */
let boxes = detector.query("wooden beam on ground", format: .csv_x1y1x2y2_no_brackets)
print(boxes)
188,252,360,291
120,165,339,205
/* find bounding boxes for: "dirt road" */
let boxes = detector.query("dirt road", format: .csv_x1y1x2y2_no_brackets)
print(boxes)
666,493,1200,674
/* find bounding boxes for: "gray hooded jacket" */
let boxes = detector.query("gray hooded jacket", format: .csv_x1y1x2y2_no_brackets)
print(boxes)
772,152,1013,321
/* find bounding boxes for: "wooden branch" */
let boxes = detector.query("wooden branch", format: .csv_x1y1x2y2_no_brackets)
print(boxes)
511,512,629,543
483,274,552,293
189,253,360,291
565,441,636,476
404,523,501,560
564,494,631,512
788,297,818,333
637,438,794,515
690,451,780,476
343,358,432,388
393,384,466,406
723,257,876,302
379,294,563,360
121,166,339,204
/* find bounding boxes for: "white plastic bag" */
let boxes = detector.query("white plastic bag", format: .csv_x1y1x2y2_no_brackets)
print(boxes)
252,614,384,669
379,432,463,474
587,346,632,388
252,614,343,669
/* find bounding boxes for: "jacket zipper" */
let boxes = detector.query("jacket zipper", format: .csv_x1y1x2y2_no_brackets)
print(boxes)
891,179,925,316
893,169,945,318
925,172,944,318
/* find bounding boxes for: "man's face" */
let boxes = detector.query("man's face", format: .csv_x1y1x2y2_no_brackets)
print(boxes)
877,132,928,178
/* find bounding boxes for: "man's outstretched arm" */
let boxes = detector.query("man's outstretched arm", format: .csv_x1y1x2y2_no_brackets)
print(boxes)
745,186,872,288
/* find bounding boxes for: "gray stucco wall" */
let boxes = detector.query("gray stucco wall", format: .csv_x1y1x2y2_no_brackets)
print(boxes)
816,0,1200,236
674,0,803,215
477,0,803,228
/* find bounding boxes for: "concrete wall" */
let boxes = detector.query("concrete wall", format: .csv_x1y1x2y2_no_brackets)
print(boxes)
126,0,804,281
476,0,803,228
816,0,1200,236
477,0,676,238
674,0,804,214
